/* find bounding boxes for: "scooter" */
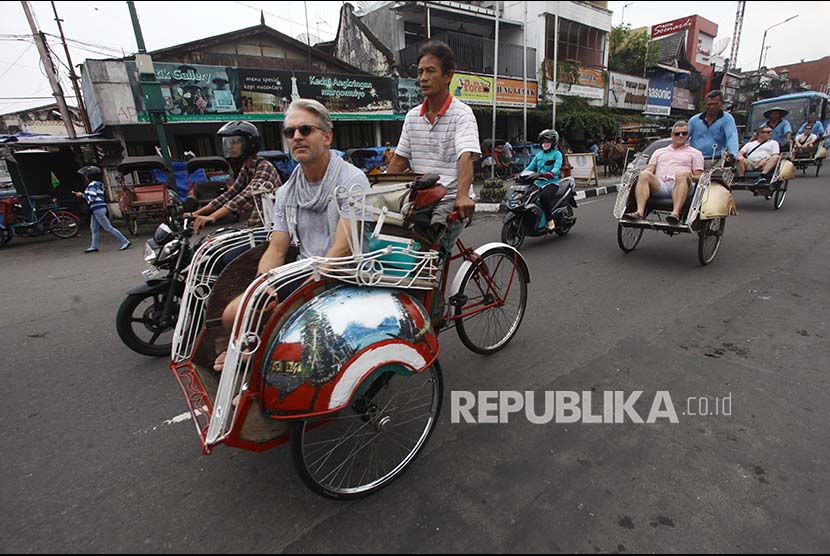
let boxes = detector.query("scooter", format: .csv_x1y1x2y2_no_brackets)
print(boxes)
501,170,578,249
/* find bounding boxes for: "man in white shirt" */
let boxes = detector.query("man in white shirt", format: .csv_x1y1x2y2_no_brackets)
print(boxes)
793,123,818,158
387,40,480,243
737,125,780,184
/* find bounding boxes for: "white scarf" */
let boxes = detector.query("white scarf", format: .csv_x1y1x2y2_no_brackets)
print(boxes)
280,153,346,244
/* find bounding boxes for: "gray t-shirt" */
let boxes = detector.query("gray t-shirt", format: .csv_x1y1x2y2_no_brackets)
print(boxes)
272,162,369,260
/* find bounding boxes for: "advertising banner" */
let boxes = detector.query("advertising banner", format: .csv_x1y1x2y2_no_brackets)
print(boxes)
495,77,537,108
671,87,696,111
452,73,494,104
608,72,649,111
129,62,401,122
645,71,675,116
651,16,694,39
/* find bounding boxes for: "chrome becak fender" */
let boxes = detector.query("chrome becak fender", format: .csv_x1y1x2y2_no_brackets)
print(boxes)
259,286,440,417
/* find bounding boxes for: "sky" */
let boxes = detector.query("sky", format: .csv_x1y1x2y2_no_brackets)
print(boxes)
607,1,827,71
1,1,826,116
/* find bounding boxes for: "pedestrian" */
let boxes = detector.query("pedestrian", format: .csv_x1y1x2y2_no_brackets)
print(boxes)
75,166,130,253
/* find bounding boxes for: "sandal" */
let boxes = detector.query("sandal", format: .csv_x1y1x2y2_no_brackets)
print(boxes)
623,211,643,221
666,213,680,225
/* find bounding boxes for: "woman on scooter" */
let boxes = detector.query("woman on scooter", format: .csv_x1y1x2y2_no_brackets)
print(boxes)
524,129,563,230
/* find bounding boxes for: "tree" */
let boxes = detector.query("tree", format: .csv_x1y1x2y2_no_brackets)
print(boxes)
609,24,649,76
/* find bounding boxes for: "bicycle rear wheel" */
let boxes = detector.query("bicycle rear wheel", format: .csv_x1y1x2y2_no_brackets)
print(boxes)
47,212,80,239
291,361,443,500
455,247,528,355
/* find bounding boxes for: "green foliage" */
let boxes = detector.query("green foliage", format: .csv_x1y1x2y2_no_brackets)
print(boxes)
609,24,650,76
555,96,618,137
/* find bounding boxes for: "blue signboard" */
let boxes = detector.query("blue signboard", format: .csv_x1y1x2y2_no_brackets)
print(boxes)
645,71,675,116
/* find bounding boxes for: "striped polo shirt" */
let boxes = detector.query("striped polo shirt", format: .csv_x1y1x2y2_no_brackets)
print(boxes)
396,94,481,199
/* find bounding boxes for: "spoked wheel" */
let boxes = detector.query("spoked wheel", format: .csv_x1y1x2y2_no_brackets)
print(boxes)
128,217,140,236
500,217,525,249
773,181,788,210
817,158,823,177
698,217,725,266
291,361,443,500
617,223,643,253
455,247,529,355
115,291,179,356
47,212,80,239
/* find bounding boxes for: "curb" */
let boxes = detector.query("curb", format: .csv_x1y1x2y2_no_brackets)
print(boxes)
475,184,620,213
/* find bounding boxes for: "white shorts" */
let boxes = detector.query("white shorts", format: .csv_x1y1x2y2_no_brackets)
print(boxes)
655,179,675,198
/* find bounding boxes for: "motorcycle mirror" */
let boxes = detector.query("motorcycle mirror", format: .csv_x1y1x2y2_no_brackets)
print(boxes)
183,197,199,213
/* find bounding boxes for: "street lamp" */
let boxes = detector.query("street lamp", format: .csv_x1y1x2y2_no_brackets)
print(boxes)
621,2,634,27
757,15,797,75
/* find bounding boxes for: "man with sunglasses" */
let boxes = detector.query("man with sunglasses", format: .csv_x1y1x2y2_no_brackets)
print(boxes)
216,99,369,337
624,121,704,225
736,125,780,184
189,120,281,234
387,40,480,239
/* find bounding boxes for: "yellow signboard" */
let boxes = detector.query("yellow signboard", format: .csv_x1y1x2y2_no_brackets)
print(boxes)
452,73,494,104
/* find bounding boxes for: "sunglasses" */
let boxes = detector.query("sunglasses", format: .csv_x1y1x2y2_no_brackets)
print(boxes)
672,131,689,137
282,124,322,139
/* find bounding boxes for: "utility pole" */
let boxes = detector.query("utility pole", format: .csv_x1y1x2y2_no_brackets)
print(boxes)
728,1,745,72
51,1,91,133
522,0,527,167
303,1,312,68
551,4,559,130
490,1,500,179
127,0,171,164
20,1,76,138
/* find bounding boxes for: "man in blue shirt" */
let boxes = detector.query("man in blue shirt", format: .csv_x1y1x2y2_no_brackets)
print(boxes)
763,107,793,148
797,113,825,138
688,90,739,164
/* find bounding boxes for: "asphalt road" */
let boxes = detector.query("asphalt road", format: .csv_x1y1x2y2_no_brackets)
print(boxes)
2,172,829,553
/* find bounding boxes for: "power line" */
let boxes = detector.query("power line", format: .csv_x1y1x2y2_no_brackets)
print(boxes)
0,96,77,100
0,44,35,80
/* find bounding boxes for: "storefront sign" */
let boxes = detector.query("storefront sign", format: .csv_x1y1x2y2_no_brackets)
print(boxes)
671,87,696,111
130,62,402,121
555,82,605,101
452,73,494,104
651,16,694,39
608,72,649,111
645,71,675,116
452,72,538,108
495,77,538,108
696,33,714,66
558,68,606,89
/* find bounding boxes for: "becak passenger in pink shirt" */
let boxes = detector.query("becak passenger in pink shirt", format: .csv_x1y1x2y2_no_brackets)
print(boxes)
625,121,705,225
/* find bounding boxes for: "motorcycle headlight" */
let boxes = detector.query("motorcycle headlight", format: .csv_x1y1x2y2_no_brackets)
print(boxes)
156,241,180,265
153,223,175,245
144,239,159,264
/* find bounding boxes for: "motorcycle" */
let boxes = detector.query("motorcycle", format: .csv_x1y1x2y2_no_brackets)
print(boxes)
116,198,200,357
501,170,578,249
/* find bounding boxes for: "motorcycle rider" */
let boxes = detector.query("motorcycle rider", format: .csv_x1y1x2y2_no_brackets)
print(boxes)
187,121,280,233
524,129,563,231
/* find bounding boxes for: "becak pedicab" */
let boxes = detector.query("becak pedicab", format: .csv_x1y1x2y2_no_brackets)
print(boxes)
186,156,232,208
613,140,737,266
170,173,530,499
